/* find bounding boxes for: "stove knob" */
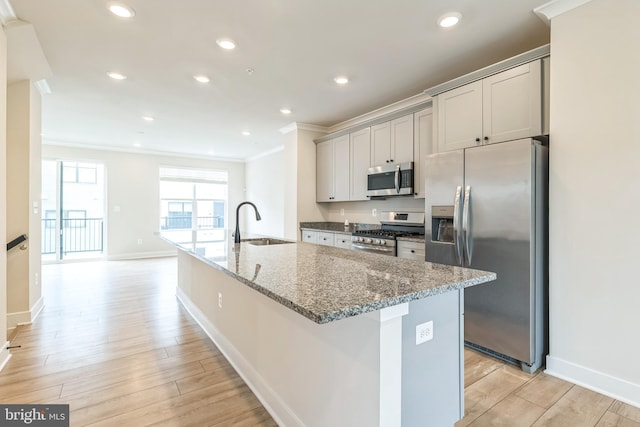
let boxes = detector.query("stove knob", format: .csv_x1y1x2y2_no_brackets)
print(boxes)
380,240,386,246
373,239,380,245
365,238,372,244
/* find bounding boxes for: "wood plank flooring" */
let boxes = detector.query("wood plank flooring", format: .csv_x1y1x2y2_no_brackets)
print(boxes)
2,257,638,426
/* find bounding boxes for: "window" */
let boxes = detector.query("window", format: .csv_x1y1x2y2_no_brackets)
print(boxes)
159,167,228,235
63,162,98,184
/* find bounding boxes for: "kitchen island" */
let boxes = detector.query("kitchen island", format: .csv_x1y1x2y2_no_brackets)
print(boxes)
162,234,495,426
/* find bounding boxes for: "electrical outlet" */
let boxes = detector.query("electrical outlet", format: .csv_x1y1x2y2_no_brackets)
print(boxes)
340,208,345,216
372,208,377,217
416,321,434,345
218,292,223,308
137,238,143,245
35,272,39,286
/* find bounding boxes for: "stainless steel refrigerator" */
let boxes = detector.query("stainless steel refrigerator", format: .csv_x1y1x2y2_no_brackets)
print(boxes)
425,138,548,372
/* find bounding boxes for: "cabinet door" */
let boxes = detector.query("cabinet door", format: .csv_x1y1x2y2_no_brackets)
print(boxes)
316,140,333,202
334,233,352,249
371,122,391,165
483,60,542,144
301,230,318,243
436,80,483,152
317,232,335,246
397,241,425,260
350,127,371,201
333,135,350,201
413,108,433,198
390,114,414,164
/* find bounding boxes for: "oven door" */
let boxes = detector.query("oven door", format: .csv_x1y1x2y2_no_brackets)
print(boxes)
351,242,396,256
367,162,413,197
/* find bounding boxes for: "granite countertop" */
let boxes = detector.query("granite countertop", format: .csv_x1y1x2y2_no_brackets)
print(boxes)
300,221,379,233
397,235,426,243
160,234,495,324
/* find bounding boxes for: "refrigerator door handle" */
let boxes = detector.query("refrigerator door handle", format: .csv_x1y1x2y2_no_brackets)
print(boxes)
453,186,463,265
463,185,473,266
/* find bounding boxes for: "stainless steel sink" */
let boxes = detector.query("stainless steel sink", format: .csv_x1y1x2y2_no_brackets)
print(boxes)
245,238,294,246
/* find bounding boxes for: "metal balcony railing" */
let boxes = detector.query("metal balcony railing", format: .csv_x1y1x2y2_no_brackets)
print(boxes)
160,216,224,230
42,218,104,255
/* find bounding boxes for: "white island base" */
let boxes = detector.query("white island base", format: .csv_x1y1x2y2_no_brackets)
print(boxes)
176,250,465,426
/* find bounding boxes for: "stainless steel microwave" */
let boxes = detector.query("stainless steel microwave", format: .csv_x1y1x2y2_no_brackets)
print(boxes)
367,162,414,197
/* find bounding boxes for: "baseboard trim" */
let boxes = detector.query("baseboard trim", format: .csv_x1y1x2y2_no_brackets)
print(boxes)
0,342,12,373
7,310,31,330
7,296,46,330
176,287,304,427
546,355,640,408
108,250,176,261
31,296,45,323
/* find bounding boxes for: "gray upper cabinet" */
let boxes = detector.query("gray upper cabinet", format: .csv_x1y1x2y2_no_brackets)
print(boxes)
371,114,414,165
350,127,371,201
316,135,350,202
413,107,433,199
435,60,543,153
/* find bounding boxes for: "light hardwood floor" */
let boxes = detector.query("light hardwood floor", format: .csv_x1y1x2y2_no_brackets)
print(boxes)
2,258,638,426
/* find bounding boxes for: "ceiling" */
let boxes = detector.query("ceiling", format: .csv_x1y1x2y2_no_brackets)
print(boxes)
8,0,550,161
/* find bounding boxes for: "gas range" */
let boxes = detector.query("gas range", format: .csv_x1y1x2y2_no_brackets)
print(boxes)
351,211,425,256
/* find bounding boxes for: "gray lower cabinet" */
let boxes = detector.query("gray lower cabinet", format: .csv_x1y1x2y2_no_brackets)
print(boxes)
301,229,352,250
334,232,352,249
397,240,425,261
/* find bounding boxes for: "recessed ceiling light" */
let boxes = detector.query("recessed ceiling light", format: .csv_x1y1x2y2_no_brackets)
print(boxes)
438,12,462,28
216,38,237,50
107,72,126,80
107,2,135,18
242,131,251,136
280,108,292,115
334,76,349,85
194,75,210,83
142,116,154,122
133,142,141,148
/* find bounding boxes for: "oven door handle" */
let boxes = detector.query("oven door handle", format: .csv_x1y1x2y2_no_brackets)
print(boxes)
351,244,395,253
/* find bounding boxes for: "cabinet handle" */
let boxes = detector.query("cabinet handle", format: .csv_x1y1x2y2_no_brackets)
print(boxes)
386,160,390,163
390,159,394,162
484,136,489,141
411,249,415,253
475,138,480,143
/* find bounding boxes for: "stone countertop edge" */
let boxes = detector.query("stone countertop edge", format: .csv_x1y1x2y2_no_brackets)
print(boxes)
396,235,426,243
159,235,496,325
300,222,379,233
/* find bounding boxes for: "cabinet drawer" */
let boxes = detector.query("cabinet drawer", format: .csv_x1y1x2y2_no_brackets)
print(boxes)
301,230,318,244
317,232,335,247
397,241,425,260
334,233,352,249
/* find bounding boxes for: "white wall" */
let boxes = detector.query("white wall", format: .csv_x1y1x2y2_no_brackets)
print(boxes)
41,145,245,259
546,0,640,406
0,24,10,368
245,148,285,238
324,198,426,225
6,80,42,330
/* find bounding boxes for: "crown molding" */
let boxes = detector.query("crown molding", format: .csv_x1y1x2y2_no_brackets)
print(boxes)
327,92,431,134
279,122,329,135
42,139,246,163
246,145,284,162
534,0,594,24
0,0,17,25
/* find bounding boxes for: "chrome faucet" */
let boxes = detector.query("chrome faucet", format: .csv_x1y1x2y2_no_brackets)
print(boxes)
234,201,262,243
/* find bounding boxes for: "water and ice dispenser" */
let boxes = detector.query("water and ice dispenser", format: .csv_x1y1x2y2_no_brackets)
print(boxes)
431,206,455,243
